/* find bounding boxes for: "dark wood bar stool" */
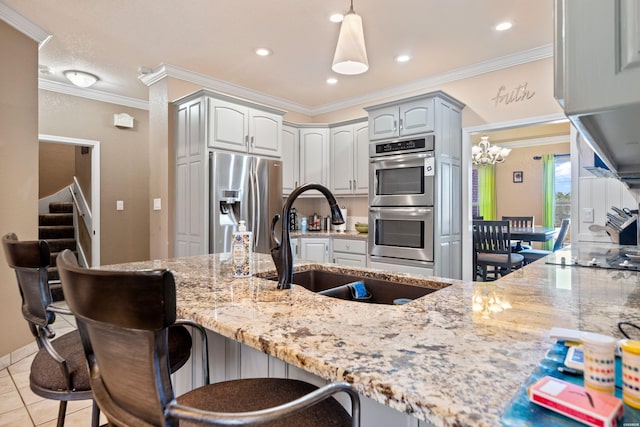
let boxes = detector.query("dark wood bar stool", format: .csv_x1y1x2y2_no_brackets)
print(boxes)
57,249,360,427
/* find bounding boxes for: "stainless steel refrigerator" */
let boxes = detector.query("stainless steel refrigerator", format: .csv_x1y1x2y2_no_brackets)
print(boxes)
209,151,282,254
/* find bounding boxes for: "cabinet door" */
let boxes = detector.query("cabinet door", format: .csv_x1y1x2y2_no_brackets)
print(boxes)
299,238,329,262
330,125,354,195
208,98,249,152
249,109,281,157
299,128,329,190
399,98,435,136
368,106,399,141
353,123,369,194
281,125,299,195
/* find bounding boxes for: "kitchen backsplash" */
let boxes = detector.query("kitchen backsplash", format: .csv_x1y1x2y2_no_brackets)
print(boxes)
288,196,369,231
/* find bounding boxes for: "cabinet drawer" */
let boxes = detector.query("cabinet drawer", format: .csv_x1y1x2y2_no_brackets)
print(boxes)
333,238,366,254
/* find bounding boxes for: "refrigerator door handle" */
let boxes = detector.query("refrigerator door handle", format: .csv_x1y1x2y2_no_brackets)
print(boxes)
252,162,260,250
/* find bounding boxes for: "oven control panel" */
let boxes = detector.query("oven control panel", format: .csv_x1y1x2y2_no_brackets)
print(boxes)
370,135,435,157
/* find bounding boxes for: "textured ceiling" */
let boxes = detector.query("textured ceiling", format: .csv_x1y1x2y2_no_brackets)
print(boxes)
4,0,554,111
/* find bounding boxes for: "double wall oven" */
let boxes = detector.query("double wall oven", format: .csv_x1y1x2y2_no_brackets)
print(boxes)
369,135,435,268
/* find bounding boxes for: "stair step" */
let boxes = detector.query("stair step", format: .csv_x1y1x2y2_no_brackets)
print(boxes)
39,213,73,226
46,239,77,253
39,225,74,239
49,250,77,267
49,202,73,214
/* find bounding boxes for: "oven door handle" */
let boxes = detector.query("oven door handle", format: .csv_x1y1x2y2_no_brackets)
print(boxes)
369,207,432,214
369,152,432,163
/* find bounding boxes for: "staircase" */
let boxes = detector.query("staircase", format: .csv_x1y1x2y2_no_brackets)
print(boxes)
39,201,76,301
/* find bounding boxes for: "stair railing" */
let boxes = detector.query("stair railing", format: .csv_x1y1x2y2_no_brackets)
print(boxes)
71,177,92,268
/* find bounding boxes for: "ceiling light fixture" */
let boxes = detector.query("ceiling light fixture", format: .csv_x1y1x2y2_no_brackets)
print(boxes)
326,78,338,84
255,48,273,56
471,136,511,165
329,14,344,23
332,0,369,75
495,22,513,31
395,54,411,63
64,70,99,88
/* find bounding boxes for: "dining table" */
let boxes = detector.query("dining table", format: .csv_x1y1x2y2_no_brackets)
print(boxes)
510,226,557,242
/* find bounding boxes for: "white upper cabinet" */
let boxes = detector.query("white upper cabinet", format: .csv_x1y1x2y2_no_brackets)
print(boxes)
281,125,299,195
555,0,640,184
299,127,329,189
208,98,282,157
330,121,369,195
367,97,435,141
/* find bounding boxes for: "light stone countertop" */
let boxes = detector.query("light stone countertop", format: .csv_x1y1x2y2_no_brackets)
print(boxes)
103,243,640,427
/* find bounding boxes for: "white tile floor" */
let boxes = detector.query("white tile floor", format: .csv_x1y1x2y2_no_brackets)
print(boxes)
0,313,106,427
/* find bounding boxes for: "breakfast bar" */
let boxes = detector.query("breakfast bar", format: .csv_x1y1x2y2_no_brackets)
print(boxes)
105,243,640,427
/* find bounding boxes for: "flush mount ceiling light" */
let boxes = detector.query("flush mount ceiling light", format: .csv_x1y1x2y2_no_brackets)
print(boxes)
329,13,344,23
326,77,338,84
64,70,98,88
332,0,369,75
471,136,511,165
395,54,412,63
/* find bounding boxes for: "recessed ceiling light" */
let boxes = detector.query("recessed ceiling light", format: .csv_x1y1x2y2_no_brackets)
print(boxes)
395,54,412,63
329,14,344,23
495,22,513,31
255,48,273,56
326,78,338,84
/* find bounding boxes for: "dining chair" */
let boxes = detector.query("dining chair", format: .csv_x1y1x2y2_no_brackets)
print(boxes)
2,232,100,427
502,216,535,250
473,220,525,281
56,249,360,427
519,218,571,265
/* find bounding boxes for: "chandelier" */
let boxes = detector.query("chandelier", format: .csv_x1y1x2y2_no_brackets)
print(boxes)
471,136,511,165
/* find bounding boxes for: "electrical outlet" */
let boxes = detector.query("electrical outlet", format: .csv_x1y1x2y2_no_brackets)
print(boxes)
116,200,124,211
583,207,594,223
153,198,161,211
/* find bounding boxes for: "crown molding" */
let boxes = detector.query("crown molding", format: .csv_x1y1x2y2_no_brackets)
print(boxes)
501,134,570,148
39,79,149,110
141,44,553,117
139,63,313,115
0,0,51,49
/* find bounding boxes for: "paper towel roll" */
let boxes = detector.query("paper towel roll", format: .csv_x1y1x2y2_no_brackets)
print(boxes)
335,208,347,232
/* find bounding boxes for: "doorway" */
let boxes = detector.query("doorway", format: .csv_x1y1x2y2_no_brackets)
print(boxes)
39,134,101,266
462,113,572,280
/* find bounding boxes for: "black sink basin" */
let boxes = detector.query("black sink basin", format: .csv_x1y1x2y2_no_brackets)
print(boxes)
260,269,437,305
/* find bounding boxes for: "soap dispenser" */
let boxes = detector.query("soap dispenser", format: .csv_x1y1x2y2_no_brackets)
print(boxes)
231,220,253,277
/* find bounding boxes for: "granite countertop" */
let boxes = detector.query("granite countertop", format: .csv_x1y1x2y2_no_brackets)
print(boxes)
290,230,368,239
104,243,640,427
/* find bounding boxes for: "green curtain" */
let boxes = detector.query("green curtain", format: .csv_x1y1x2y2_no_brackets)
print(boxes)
542,154,555,250
477,164,496,220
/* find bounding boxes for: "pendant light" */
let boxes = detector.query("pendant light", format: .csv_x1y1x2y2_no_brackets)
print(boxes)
332,0,369,75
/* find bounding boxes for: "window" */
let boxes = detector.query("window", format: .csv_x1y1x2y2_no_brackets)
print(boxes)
555,154,571,230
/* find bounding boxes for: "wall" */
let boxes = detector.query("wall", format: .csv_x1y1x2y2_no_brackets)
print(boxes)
38,91,151,265
313,59,562,128
495,142,570,223
39,142,74,197
75,145,92,205
0,21,39,358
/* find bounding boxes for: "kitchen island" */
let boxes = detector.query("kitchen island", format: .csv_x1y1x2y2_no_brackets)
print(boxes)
104,243,640,427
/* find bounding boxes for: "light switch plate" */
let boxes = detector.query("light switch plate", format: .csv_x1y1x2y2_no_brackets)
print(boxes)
583,207,594,223
116,200,124,211
153,198,161,211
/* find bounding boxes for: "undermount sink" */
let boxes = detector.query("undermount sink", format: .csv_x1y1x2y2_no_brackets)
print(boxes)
259,269,437,305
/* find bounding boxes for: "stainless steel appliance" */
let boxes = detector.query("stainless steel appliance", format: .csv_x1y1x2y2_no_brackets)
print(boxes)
368,135,436,267
369,207,434,263
209,151,282,254
369,136,435,206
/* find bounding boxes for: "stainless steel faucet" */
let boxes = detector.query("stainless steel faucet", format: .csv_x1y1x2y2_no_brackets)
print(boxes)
270,183,344,289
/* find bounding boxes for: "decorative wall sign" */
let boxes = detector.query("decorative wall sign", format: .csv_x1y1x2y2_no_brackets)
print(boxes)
513,171,524,183
491,83,536,107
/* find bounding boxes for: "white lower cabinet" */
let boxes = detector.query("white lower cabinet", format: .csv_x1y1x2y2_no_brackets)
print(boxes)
299,237,331,262
332,238,367,267
368,259,433,278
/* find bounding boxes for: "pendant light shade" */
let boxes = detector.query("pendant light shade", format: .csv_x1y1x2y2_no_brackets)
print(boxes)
332,1,369,75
